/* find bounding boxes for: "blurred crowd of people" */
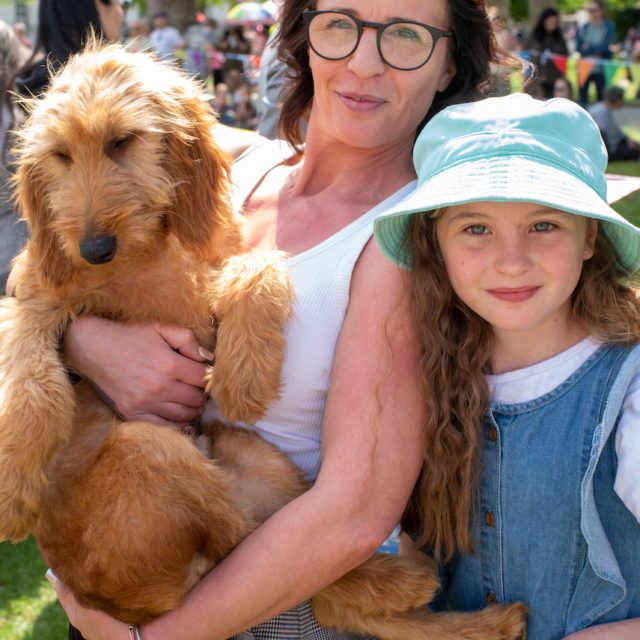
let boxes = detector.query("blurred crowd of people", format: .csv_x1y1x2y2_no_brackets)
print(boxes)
120,8,273,136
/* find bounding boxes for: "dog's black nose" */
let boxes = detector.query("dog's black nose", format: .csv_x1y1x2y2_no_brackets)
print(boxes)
79,235,118,265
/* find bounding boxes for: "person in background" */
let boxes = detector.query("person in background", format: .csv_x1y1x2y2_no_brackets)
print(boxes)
487,5,519,96
183,13,219,84
45,1,512,639
213,81,235,126
149,10,183,63
523,7,569,98
11,21,31,55
374,93,640,640
576,0,614,105
14,0,125,99
124,19,151,53
553,74,575,100
0,20,28,293
255,26,285,138
589,86,640,161
219,24,251,77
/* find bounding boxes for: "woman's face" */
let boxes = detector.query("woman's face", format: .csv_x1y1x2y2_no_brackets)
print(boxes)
307,0,456,151
543,14,558,33
95,0,126,42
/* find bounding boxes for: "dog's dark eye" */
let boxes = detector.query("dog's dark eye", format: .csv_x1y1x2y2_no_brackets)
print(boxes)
114,136,130,150
54,150,71,162
106,135,132,156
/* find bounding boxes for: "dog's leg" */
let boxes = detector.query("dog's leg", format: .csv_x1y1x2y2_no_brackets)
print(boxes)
311,553,528,640
205,421,309,526
205,251,293,424
0,297,75,541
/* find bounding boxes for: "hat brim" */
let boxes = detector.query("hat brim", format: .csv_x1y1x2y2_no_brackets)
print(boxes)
374,156,640,274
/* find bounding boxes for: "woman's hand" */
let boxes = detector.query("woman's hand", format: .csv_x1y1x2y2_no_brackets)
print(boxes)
47,571,133,640
62,316,211,428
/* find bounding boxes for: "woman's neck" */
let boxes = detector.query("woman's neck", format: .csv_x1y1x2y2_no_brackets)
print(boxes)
294,127,417,206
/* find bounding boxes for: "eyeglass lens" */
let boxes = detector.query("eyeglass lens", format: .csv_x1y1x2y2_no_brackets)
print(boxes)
307,12,436,70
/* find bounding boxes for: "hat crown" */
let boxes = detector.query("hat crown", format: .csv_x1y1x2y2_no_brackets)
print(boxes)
414,94,608,200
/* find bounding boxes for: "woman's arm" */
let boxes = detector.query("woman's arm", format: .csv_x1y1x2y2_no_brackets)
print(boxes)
52,240,427,640
63,316,210,427
563,619,640,639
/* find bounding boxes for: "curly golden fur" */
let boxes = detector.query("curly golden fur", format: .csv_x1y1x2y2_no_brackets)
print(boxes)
0,43,527,639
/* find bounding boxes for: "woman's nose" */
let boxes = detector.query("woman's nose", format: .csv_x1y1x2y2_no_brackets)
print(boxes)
346,28,386,77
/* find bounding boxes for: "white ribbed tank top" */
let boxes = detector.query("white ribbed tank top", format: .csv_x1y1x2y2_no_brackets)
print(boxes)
229,140,416,481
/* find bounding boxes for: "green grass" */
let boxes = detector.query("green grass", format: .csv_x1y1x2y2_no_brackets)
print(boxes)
0,537,67,640
609,153,640,227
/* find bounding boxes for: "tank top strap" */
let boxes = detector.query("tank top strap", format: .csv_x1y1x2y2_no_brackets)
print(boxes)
230,139,298,213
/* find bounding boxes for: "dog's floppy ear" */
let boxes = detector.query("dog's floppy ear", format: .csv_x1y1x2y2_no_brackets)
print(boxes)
13,161,76,287
163,94,242,261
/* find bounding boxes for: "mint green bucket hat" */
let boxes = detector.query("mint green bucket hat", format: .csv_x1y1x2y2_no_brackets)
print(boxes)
374,93,640,274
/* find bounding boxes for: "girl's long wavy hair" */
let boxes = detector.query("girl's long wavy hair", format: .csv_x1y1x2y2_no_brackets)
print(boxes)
274,0,507,147
401,209,640,562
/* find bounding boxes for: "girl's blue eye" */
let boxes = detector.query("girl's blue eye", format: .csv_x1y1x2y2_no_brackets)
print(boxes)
532,221,554,232
466,224,488,235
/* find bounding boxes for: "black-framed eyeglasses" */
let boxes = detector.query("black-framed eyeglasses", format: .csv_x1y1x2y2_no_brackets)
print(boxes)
302,10,454,71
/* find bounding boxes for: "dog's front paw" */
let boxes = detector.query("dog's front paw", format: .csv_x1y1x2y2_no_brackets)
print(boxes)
205,359,282,425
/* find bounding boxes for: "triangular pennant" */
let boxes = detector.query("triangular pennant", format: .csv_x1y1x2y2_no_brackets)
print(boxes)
602,60,619,88
578,59,595,88
551,54,567,75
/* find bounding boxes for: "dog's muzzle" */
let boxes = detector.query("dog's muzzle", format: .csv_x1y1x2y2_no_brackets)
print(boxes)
79,235,118,265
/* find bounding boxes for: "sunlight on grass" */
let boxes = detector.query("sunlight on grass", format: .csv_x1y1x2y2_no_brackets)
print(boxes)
0,538,68,640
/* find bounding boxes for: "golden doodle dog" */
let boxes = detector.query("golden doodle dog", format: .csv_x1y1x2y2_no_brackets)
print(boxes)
0,43,527,639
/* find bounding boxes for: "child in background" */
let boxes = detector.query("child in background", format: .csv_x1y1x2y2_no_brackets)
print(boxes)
374,93,640,640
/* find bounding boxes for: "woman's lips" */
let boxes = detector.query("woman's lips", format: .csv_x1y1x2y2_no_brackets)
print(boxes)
488,286,541,302
337,92,385,113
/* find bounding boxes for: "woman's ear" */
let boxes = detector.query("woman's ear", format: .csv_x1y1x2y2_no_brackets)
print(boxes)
583,218,598,260
437,57,457,93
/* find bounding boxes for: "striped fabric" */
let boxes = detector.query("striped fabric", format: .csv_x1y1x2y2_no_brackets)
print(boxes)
232,600,377,640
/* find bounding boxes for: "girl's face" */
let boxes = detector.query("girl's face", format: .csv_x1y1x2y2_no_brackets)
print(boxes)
307,0,456,152
436,201,598,361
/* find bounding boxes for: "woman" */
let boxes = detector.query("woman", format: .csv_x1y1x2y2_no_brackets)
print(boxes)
14,0,125,99
523,7,568,98
50,1,499,638
0,20,28,292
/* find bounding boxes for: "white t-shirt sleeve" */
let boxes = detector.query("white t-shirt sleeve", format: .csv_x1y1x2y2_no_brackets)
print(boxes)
615,369,640,524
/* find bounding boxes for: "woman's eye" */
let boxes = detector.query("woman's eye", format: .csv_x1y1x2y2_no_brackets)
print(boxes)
387,25,422,42
466,224,488,235
532,221,554,232
326,18,354,31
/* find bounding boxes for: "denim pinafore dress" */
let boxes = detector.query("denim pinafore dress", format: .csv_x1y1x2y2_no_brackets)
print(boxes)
438,344,640,640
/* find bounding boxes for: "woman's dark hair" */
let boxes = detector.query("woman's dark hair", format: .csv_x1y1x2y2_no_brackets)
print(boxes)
14,0,106,99
275,0,498,147
532,7,562,42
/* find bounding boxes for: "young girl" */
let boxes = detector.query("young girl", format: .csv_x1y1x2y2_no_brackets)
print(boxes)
374,93,640,640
